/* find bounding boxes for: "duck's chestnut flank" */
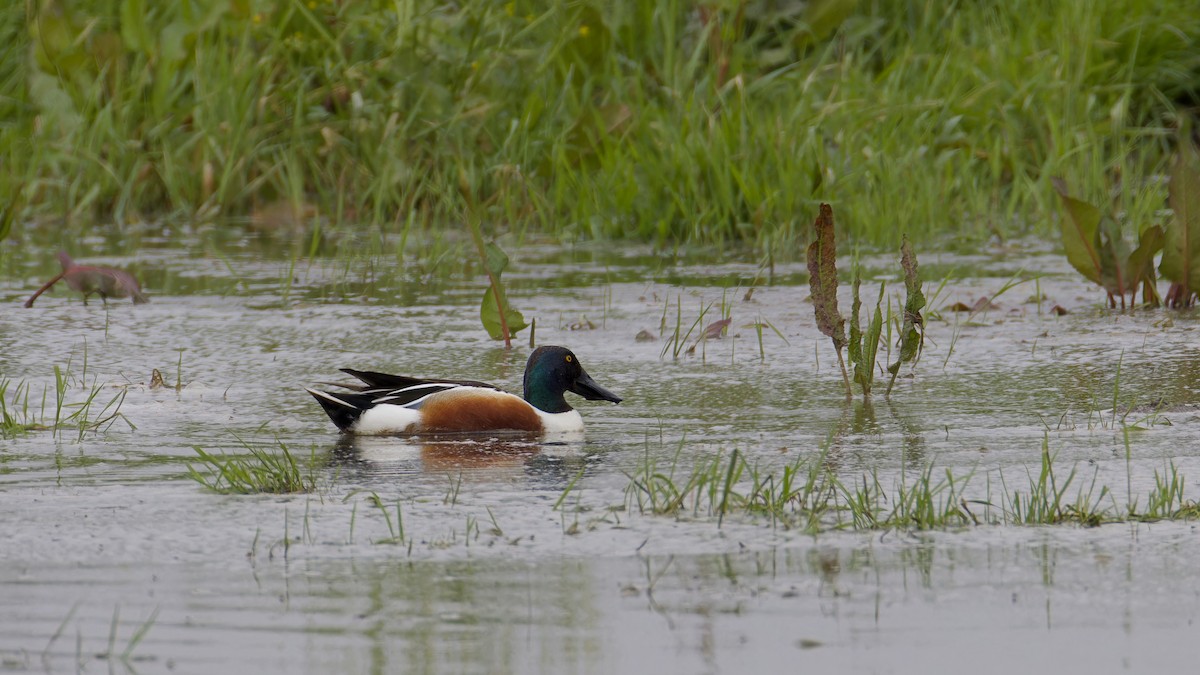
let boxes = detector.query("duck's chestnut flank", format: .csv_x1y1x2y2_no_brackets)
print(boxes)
417,388,544,433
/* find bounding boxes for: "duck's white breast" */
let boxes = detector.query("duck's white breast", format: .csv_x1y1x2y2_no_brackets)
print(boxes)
536,409,585,434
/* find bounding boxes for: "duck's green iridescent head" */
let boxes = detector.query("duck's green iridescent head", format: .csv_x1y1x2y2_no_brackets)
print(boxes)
522,346,622,414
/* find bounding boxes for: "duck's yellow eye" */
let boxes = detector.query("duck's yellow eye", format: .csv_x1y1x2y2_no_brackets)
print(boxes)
565,355,573,363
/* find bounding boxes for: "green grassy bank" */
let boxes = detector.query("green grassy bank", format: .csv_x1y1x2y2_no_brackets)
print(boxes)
1,0,1196,248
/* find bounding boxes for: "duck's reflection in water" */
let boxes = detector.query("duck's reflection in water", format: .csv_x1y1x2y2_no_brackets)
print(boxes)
326,432,592,490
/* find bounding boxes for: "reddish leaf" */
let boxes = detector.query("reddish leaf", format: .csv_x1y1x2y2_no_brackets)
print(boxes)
806,204,845,349
806,203,850,396
701,318,731,340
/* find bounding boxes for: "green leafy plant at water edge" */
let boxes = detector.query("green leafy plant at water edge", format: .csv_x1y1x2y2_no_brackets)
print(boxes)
1161,122,1200,308
886,238,925,396
478,241,529,345
847,273,884,397
188,440,317,494
808,204,923,399
460,182,528,345
1051,177,1163,308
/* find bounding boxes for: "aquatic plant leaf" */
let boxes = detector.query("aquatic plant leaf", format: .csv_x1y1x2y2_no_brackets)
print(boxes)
806,203,845,349
848,273,863,374
807,203,850,395
1126,225,1165,301
887,238,925,394
1096,218,1131,294
701,318,731,340
483,241,510,277
1161,127,1200,304
853,283,884,397
1051,178,1104,286
849,281,888,396
481,285,528,341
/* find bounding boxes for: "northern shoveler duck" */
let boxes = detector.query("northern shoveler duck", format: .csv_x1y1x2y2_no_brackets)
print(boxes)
307,345,622,436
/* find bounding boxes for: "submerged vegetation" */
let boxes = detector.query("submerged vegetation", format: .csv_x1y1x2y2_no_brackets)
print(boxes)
0,1,1196,247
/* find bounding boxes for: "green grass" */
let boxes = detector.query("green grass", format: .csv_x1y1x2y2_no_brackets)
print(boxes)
188,438,318,494
623,437,1200,531
1,0,1195,249
0,365,132,441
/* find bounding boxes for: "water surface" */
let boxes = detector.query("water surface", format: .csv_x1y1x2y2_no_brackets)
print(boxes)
2,231,1198,673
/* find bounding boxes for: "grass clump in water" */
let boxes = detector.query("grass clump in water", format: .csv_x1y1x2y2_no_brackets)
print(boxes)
188,439,317,495
0,365,131,441
624,437,1200,532
624,442,841,532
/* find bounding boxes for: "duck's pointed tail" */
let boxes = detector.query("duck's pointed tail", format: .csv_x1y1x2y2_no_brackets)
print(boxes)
306,388,372,432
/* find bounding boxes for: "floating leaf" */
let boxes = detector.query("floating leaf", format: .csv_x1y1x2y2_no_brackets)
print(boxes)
887,238,925,395
1161,122,1200,307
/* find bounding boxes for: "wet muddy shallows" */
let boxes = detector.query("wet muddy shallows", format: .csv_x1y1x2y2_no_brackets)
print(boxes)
2,237,1199,673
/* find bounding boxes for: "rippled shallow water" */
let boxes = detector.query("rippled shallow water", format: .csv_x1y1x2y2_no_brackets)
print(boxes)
2,232,1200,673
